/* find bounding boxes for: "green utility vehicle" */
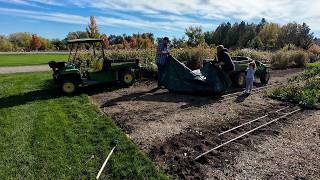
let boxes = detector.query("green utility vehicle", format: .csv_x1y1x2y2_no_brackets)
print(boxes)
49,39,140,94
231,56,270,87
204,56,270,87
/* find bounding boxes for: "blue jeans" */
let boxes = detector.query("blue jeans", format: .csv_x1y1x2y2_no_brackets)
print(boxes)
246,78,254,92
157,63,165,86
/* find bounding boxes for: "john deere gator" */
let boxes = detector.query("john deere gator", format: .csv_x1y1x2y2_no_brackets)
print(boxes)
48,39,140,94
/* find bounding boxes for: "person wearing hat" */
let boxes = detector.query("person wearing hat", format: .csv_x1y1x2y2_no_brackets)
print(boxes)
156,37,170,87
215,45,235,74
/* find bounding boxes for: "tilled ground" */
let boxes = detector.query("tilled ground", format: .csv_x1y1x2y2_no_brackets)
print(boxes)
91,68,320,179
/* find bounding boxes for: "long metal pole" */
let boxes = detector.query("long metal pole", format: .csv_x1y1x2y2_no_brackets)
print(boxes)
194,108,301,160
218,106,289,136
96,146,116,179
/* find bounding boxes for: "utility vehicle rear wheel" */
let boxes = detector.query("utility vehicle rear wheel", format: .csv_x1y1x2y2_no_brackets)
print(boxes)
120,70,135,86
61,79,78,94
260,71,270,84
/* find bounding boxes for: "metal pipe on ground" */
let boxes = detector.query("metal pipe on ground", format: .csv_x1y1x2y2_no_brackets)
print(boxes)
96,140,119,179
218,106,289,136
194,108,301,161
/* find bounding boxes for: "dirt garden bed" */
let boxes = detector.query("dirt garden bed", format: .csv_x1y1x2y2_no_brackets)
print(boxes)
91,68,320,179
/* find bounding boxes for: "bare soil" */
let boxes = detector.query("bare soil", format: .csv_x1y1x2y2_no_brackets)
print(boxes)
91,68,320,179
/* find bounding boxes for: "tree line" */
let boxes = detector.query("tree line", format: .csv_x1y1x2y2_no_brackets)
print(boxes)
0,17,318,52
182,18,315,50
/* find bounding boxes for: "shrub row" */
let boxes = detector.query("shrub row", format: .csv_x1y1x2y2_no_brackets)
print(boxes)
102,48,312,73
270,50,309,69
268,63,320,108
103,47,216,71
268,77,320,108
231,48,272,63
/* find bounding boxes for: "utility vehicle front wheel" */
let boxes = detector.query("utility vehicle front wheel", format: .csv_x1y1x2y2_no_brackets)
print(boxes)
61,80,78,94
120,70,135,86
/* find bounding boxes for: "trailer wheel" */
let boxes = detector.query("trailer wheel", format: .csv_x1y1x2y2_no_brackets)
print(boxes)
121,70,135,86
235,72,246,88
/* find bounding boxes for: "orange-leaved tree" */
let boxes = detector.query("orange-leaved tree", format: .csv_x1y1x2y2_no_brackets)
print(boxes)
31,34,41,50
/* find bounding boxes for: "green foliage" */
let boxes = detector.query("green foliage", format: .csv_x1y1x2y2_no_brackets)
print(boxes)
268,64,320,108
271,50,309,69
202,19,314,50
291,50,308,67
0,35,13,51
268,78,320,109
185,26,205,47
258,23,281,50
306,62,320,69
249,36,264,49
0,72,167,179
51,38,67,50
9,32,32,50
278,22,313,49
1,19,316,52
271,51,289,69
171,37,187,48
212,22,231,45
172,47,215,70
282,44,297,51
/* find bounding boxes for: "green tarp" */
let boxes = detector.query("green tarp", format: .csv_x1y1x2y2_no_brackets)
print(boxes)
161,55,231,94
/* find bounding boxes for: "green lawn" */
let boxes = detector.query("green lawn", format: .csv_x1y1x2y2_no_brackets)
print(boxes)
0,54,68,66
0,72,167,179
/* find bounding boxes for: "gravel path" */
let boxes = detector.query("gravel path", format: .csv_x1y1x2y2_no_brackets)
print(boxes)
0,65,50,74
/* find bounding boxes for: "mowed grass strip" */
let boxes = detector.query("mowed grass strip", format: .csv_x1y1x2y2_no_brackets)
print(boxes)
0,54,68,67
0,72,167,179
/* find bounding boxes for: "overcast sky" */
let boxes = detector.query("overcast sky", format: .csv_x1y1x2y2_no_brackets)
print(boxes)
0,0,319,39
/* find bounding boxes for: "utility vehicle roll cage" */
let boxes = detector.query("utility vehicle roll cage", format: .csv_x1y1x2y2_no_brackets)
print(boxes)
66,38,106,62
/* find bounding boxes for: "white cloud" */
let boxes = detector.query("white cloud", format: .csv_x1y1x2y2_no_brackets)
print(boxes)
0,8,88,24
0,7,211,33
1,0,320,34
65,0,320,31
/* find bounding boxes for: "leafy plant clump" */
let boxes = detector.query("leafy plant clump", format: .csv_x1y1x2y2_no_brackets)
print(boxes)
268,63,320,108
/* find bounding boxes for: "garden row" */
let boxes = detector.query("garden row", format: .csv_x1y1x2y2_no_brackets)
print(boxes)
268,62,320,108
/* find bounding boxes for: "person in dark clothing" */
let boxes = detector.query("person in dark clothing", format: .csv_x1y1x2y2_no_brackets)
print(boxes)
156,37,170,87
216,45,235,74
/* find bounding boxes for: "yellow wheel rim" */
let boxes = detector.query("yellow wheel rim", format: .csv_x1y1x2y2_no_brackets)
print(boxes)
124,74,133,84
239,75,245,86
63,82,75,93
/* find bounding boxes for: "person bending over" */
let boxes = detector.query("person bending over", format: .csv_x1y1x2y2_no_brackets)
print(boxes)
215,45,235,74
